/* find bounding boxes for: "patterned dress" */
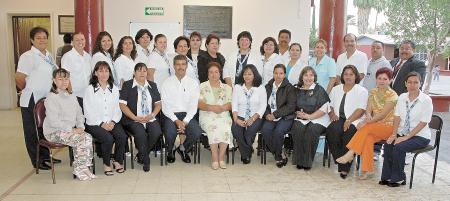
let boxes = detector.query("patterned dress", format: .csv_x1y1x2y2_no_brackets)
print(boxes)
199,81,233,145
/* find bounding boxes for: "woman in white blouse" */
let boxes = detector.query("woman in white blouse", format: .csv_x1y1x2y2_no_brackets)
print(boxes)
260,37,282,85
326,65,368,179
224,31,261,86
113,36,137,87
232,64,267,164
91,31,118,86
134,29,153,67
84,61,127,176
148,34,172,87
285,43,305,85
379,72,433,187
173,36,199,83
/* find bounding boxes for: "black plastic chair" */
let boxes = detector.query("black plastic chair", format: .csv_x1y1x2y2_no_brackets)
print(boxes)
409,114,443,189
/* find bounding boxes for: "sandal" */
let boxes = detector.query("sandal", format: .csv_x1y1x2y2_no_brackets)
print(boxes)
83,169,97,179
104,170,114,176
113,162,125,174
75,172,91,181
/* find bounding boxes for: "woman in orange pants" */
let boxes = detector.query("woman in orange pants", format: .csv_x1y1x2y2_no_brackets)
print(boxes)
336,67,398,179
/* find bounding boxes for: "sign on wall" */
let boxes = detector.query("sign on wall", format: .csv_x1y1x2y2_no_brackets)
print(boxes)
145,7,164,16
183,5,232,39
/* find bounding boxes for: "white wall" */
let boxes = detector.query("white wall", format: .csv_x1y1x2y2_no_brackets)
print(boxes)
0,0,73,109
0,0,310,109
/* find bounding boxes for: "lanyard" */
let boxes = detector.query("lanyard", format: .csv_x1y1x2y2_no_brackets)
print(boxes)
237,52,250,75
154,49,172,75
187,57,199,79
38,53,58,70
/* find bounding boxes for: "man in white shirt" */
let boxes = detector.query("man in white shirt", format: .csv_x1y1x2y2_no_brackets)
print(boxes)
61,32,92,107
278,29,291,64
336,33,368,84
161,55,202,163
363,41,392,90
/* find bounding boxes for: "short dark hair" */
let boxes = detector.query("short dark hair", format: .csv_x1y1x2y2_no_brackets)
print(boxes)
289,43,302,51
205,34,220,47
173,36,190,50
297,66,317,87
134,62,148,72
63,33,72,44
278,29,291,39
153,34,166,49
113,36,137,61
134,29,153,44
372,40,385,48
405,71,422,83
190,31,202,40
340,65,361,84
375,67,393,80
401,40,416,49
207,61,222,73
30,27,49,39
51,68,72,94
235,64,262,87
93,31,114,56
89,61,114,89
173,54,187,65
237,31,253,49
273,64,286,74
260,37,279,55
343,33,357,42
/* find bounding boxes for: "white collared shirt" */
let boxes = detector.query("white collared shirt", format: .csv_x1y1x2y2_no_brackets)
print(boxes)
223,49,262,85
83,84,122,126
329,84,368,126
232,84,267,119
261,53,283,85
114,54,136,85
336,50,368,77
394,91,433,139
279,50,290,64
91,52,119,86
285,59,305,85
61,48,92,98
161,75,200,123
148,50,173,87
135,44,151,67
17,46,57,107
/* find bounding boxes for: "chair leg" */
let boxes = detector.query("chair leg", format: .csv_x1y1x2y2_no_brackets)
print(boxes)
356,155,360,171
50,149,56,184
432,146,440,184
322,139,327,167
409,154,419,189
197,140,201,164
226,144,230,164
69,147,74,167
36,144,40,174
129,137,134,169
92,156,96,174
260,136,264,164
193,140,198,164
327,148,331,168
123,152,127,170
160,137,164,166
263,138,266,165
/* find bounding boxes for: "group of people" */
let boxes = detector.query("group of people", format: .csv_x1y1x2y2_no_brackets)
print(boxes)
16,26,432,188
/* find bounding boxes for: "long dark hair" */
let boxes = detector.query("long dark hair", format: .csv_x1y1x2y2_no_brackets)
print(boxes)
89,61,114,89
92,31,114,56
113,36,137,61
235,64,262,87
50,68,72,94
297,66,317,87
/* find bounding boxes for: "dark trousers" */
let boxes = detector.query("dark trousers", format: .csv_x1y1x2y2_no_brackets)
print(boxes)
20,95,49,167
232,117,263,159
291,121,326,168
164,113,202,153
261,119,293,161
326,118,357,172
85,124,128,166
381,136,430,182
125,121,162,165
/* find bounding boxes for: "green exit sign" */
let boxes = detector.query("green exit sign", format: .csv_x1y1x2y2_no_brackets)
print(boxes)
145,7,164,16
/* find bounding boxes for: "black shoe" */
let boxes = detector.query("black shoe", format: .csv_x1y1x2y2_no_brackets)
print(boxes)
303,167,311,171
43,158,61,164
177,148,191,163
135,154,144,165
276,158,288,168
340,173,348,179
143,164,150,172
36,162,51,170
387,180,406,187
296,165,304,169
167,150,176,163
242,157,251,164
378,180,389,185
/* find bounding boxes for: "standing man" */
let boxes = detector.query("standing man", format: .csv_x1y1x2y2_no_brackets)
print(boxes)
363,41,392,90
278,29,291,64
15,27,60,170
390,40,426,95
61,32,92,107
161,55,202,164
336,33,368,84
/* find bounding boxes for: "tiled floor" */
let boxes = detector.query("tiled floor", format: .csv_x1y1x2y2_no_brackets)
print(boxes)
1,109,449,201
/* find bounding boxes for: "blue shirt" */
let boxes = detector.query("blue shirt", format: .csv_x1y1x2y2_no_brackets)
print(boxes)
308,55,336,88
286,64,293,78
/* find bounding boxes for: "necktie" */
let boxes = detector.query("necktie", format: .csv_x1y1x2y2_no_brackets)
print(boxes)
140,86,150,116
244,88,253,119
400,99,419,136
393,60,404,78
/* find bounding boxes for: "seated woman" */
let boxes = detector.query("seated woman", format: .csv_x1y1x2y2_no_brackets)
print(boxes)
198,62,233,170
290,66,331,170
43,68,95,181
232,64,267,164
119,63,162,172
379,72,433,187
326,65,368,179
336,67,398,179
261,64,295,168
84,61,128,176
